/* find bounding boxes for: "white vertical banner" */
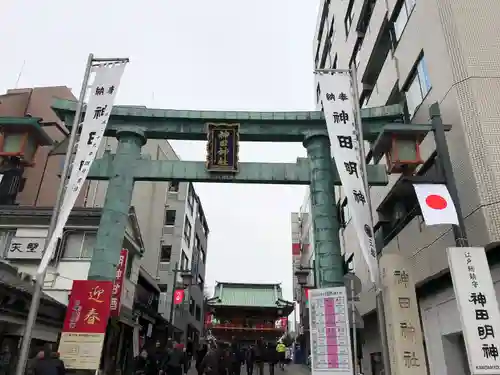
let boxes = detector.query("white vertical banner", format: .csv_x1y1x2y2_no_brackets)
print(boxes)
37,61,127,274
448,247,500,375
316,72,378,283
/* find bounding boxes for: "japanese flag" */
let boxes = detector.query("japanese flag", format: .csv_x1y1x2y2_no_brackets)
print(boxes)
413,183,459,226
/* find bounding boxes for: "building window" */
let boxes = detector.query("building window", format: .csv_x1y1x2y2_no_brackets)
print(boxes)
195,305,202,321
63,231,96,258
169,181,179,192
405,54,431,118
160,245,172,263
187,188,195,215
183,217,192,247
191,247,199,278
350,42,362,69
126,254,134,278
331,54,338,69
164,210,176,226
198,275,204,289
344,0,355,37
181,250,189,271
200,247,206,264
394,0,416,41
189,297,195,315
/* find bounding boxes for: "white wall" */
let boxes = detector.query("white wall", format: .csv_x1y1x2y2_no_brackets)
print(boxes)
419,263,500,375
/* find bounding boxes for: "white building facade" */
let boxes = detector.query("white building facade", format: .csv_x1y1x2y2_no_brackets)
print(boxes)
303,0,500,374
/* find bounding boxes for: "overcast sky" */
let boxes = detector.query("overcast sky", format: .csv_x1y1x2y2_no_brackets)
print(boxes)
1,0,320,308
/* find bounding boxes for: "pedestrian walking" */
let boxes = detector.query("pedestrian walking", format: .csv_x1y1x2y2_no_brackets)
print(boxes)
186,339,194,371
245,345,256,375
266,341,278,375
229,336,243,375
275,341,286,370
199,343,220,375
33,344,66,375
254,339,265,375
196,340,209,375
161,342,187,375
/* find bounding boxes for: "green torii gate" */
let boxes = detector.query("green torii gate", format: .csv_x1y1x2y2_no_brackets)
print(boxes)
52,99,432,288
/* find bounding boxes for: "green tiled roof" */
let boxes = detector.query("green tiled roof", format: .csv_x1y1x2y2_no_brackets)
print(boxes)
213,282,284,308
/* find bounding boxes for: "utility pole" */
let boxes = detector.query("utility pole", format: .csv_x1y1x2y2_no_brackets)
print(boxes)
168,262,180,336
15,53,94,375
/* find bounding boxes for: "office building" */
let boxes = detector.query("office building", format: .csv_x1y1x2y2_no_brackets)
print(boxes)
296,1,500,374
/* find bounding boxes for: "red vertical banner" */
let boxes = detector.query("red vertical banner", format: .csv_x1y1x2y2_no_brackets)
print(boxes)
204,312,213,327
110,249,128,316
304,288,310,306
174,289,184,305
59,280,113,370
280,317,288,331
292,243,301,256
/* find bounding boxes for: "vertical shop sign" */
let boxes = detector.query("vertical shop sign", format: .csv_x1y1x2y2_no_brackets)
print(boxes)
58,280,113,370
448,247,500,375
110,249,128,316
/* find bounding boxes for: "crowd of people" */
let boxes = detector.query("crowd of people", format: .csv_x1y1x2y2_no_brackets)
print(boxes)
133,336,291,375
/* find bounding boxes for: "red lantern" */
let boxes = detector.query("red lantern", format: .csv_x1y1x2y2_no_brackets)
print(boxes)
385,136,423,174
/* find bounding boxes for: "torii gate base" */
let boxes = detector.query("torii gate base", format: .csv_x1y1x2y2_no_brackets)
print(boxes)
52,99,430,289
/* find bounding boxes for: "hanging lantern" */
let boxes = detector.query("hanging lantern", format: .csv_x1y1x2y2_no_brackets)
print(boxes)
0,117,52,166
385,135,423,174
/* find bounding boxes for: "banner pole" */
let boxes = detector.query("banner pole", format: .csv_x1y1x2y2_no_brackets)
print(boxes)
350,63,392,375
15,53,94,375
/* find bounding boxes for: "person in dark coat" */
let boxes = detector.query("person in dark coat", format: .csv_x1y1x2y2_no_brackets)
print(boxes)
265,342,278,375
245,345,256,375
196,341,209,375
162,342,187,375
133,348,158,375
200,343,220,375
33,344,65,375
254,339,265,375
186,339,194,370
229,337,243,375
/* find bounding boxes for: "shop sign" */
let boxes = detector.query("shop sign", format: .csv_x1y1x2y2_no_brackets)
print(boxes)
58,280,113,370
110,249,128,316
448,247,500,375
6,237,45,259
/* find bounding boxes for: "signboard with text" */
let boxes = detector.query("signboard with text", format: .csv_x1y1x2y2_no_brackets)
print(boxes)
206,123,240,173
309,287,352,375
58,280,113,370
110,249,128,316
6,237,46,259
380,253,427,375
448,247,500,375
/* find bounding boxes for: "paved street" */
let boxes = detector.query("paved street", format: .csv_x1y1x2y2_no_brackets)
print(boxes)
186,364,310,375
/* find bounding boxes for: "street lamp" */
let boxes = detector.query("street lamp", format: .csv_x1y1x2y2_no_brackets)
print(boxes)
294,265,314,287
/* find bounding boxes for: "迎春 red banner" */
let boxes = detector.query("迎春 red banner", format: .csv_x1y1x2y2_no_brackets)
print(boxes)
63,280,113,334
110,249,128,316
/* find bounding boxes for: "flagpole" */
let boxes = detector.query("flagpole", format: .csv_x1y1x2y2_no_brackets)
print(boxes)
350,63,392,375
314,66,393,375
429,102,469,247
15,53,95,375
